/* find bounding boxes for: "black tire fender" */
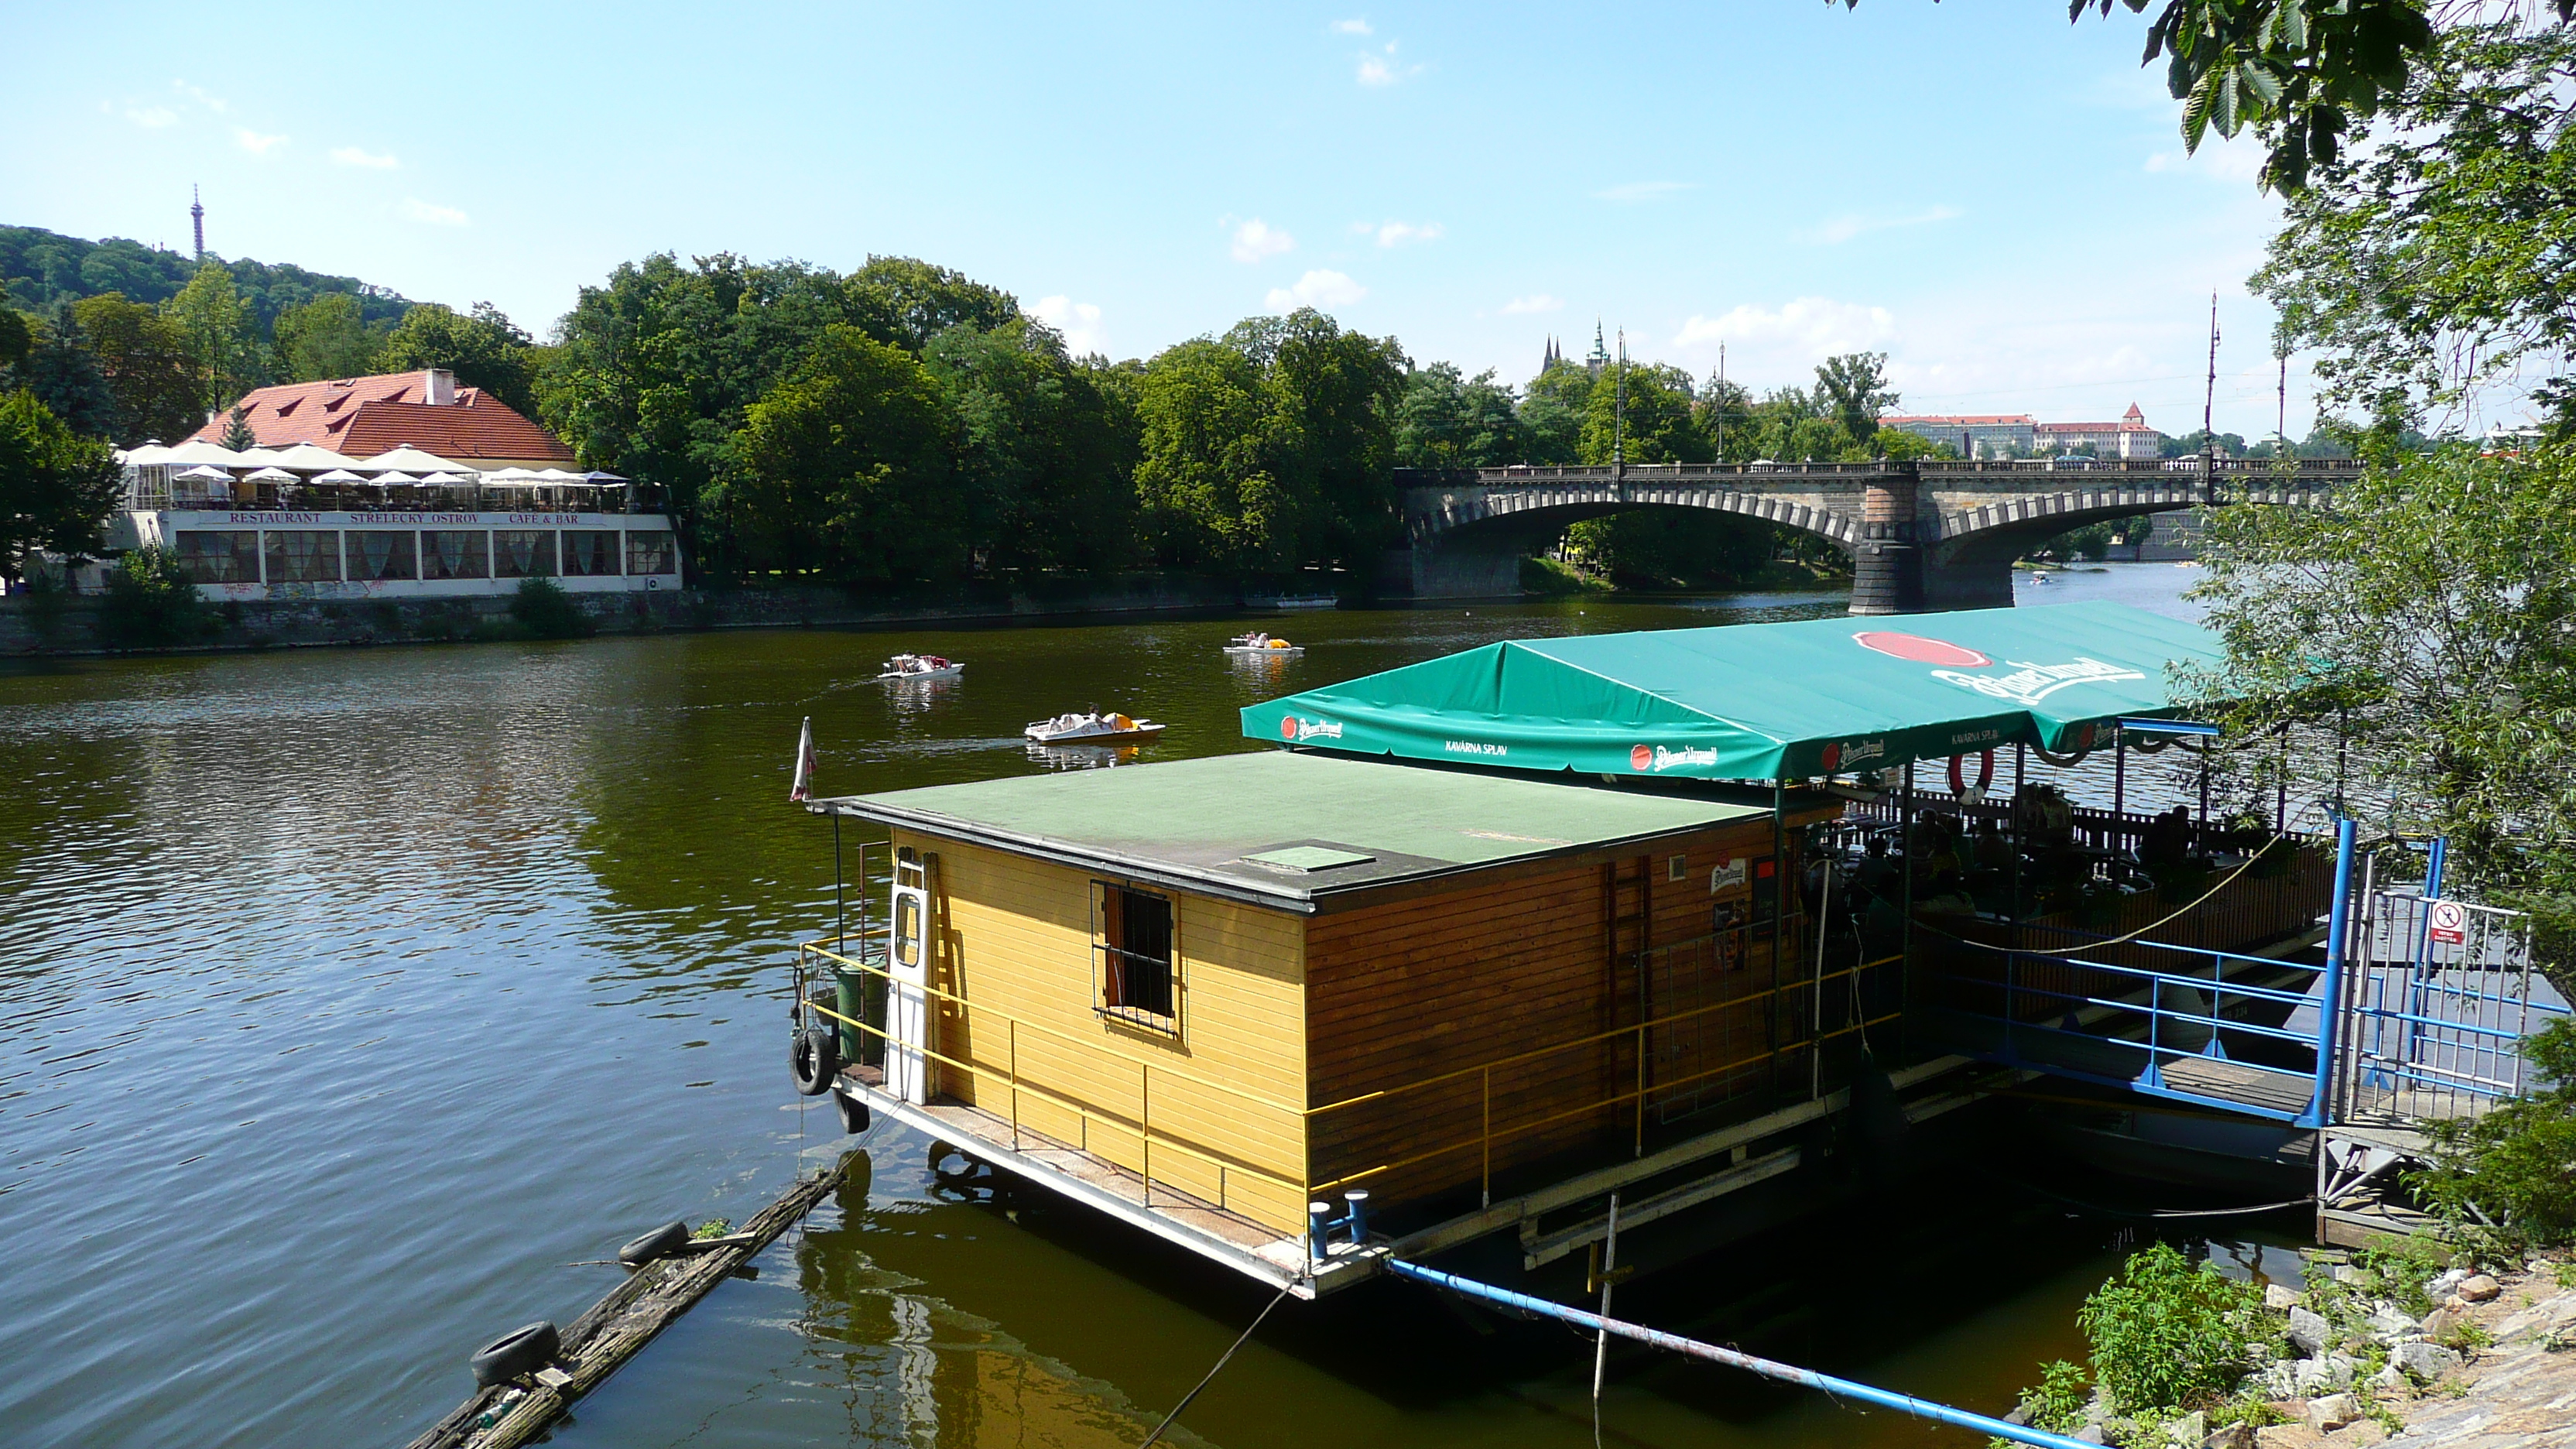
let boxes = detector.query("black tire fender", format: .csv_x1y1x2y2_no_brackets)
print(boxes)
470,1320,561,1387
790,1025,838,1096
617,1219,691,1268
833,1088,870,1136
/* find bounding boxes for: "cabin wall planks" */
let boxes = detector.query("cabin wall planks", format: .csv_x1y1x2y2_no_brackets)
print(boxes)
897,830,1310,1231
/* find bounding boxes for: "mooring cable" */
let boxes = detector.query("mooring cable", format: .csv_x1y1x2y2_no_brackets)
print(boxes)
2013,1180,2316,1220
1135,1279,1297,1447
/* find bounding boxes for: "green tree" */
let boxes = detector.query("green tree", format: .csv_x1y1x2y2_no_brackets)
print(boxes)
69,294,201,445
2186,443,2576,977
161,262,261,414
379,301,538,416
1394,362,1531,468
1577,361,1708,465
98,543,211,647
716,324,961,584
1230,310,1407,564
0,284,29,370
0,389,123,585
2256,22,2576,426
545,252,877,574
272,293,385,382
1134,338,1282,571
847,257,1022,352
1812,351,1897,447
1519,359,1595,464
923,317,1138,571
9,307,123,440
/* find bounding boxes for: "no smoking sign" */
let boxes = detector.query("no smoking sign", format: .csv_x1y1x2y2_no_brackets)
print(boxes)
2428,899,2468,945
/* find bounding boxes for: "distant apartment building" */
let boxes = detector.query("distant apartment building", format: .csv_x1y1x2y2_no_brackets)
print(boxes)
1877,413,2036,458
2035,403,2163,460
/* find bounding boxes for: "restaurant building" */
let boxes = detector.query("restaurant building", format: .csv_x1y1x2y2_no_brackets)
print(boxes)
111,368,680,601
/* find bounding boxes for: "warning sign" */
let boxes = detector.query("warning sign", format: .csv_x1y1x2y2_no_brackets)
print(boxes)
2428,899,2468,945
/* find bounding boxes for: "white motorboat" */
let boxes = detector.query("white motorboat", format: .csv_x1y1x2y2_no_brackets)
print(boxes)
1222,632,1304,657
1024,711,1165,744
878,653,964,681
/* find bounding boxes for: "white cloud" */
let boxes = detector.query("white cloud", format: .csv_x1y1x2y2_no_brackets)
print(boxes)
331,145,399,170
400,197,470,227
233,127,287,156
1594,180,1696,203
125,106,177,128
1357,41,1423,86
1366,220,1442,248
1266,269,1366,312
1672,297,1898,360
1228,218,1294,263
173,80,228,113
1030,295,1106,355
1800,205,1962,245
1501,294,1565,315
1330,17,1372,34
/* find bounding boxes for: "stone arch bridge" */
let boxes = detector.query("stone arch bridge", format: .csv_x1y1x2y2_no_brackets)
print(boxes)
1390,458,2355,614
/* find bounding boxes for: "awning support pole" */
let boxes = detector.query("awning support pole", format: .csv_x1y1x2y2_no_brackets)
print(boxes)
2112,728,2127,820
833,815,847,954
1382,1259,2098,1449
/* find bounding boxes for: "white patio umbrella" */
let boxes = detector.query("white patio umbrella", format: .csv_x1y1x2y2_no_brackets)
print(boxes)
481,467,543,482
269,442,361,471
416,471,470,486
119,444,174,468
308,469,368,485
231,447,286,465
372,471,422,487
355,444,474,474
162,440,247,467
533,468,582,482
244,467,298,484
173,464,234,482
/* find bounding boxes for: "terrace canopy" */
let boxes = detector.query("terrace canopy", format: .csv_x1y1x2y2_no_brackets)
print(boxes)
356,445,473,474
1239,601,2228,783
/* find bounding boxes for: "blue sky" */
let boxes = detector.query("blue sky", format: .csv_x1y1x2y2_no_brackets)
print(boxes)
10,2,2327,437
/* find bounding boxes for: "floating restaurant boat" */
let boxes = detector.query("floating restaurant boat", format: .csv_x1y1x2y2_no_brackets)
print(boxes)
1222,632,1303,656
789,602,2410,1295
878,653,963,681
1023,710,1163,744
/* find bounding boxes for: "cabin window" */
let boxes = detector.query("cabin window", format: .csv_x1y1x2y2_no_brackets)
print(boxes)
493,529,558,578
262,530,341,582
172,531,259,583
421,530,489,580
562,529,622,576
625,530,677,576
1095,884,1177,1030
347,530,419,581
1668,853,1688,882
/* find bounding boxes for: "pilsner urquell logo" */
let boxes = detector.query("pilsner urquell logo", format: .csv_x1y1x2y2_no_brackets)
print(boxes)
1631,743,1719,772
1279,716,1343,742
1852,631,2143,705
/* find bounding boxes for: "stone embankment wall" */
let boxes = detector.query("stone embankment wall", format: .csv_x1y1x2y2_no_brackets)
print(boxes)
0,576,1246,658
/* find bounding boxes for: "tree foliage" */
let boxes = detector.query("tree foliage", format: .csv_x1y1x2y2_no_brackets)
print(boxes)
1813,350,1897,444
2256,22,2576,425
379,302,539,416
2186,444,2576,972
161,263,257,416
2076,1242,2263,1414
0,389,122,584
1393,363,1530,468
67,294,200,446
272,293,387,383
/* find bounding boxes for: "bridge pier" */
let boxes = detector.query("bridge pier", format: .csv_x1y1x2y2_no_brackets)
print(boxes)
1848,470,1921,615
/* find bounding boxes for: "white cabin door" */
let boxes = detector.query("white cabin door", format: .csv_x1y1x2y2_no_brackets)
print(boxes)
887,850,933,1105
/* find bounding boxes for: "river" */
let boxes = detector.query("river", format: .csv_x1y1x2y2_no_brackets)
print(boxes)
1,564,2291,1448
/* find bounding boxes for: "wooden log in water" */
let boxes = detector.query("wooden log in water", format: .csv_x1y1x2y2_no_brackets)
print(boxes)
404,1164,846,1449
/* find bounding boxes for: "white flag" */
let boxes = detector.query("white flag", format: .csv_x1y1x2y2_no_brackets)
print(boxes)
789,716,817,803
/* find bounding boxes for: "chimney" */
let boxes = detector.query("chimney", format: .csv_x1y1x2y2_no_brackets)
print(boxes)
423,368,457,406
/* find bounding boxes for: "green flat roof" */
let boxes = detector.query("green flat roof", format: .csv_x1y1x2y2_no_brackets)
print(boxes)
1241,600,2223,782
811,752,1770,911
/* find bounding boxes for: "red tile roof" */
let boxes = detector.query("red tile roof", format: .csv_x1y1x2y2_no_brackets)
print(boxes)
191,369,575,463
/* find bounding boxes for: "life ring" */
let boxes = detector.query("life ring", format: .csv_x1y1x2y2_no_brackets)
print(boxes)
1947,749,1995,796
790,1025,839,1097
618,1220,692,1268
470,1321,561,1387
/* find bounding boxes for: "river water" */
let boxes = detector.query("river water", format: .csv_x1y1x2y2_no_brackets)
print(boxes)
1,565,2286,1449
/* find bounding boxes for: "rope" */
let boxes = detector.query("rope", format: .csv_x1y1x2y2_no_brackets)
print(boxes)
1136,1279,1296,1447
2015,1180,2315,1219
1894,830,2293,956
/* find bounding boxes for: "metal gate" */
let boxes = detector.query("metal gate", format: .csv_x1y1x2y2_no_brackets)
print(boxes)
2338,889,2565,1125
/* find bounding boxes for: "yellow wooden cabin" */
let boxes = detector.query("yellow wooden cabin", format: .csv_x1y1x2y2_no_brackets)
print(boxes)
805,751,1858,1290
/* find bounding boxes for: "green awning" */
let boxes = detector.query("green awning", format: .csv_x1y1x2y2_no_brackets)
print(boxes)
1240,601,2225,782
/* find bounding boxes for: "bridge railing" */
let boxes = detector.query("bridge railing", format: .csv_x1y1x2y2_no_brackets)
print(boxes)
1392,458,2365,486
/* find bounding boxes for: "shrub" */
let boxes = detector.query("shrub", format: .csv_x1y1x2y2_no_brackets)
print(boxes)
2011,1358,2092,1435
98,546,212,649
508,576,590,639
2414,1015,2576,1252
2078,1242,2263,1414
